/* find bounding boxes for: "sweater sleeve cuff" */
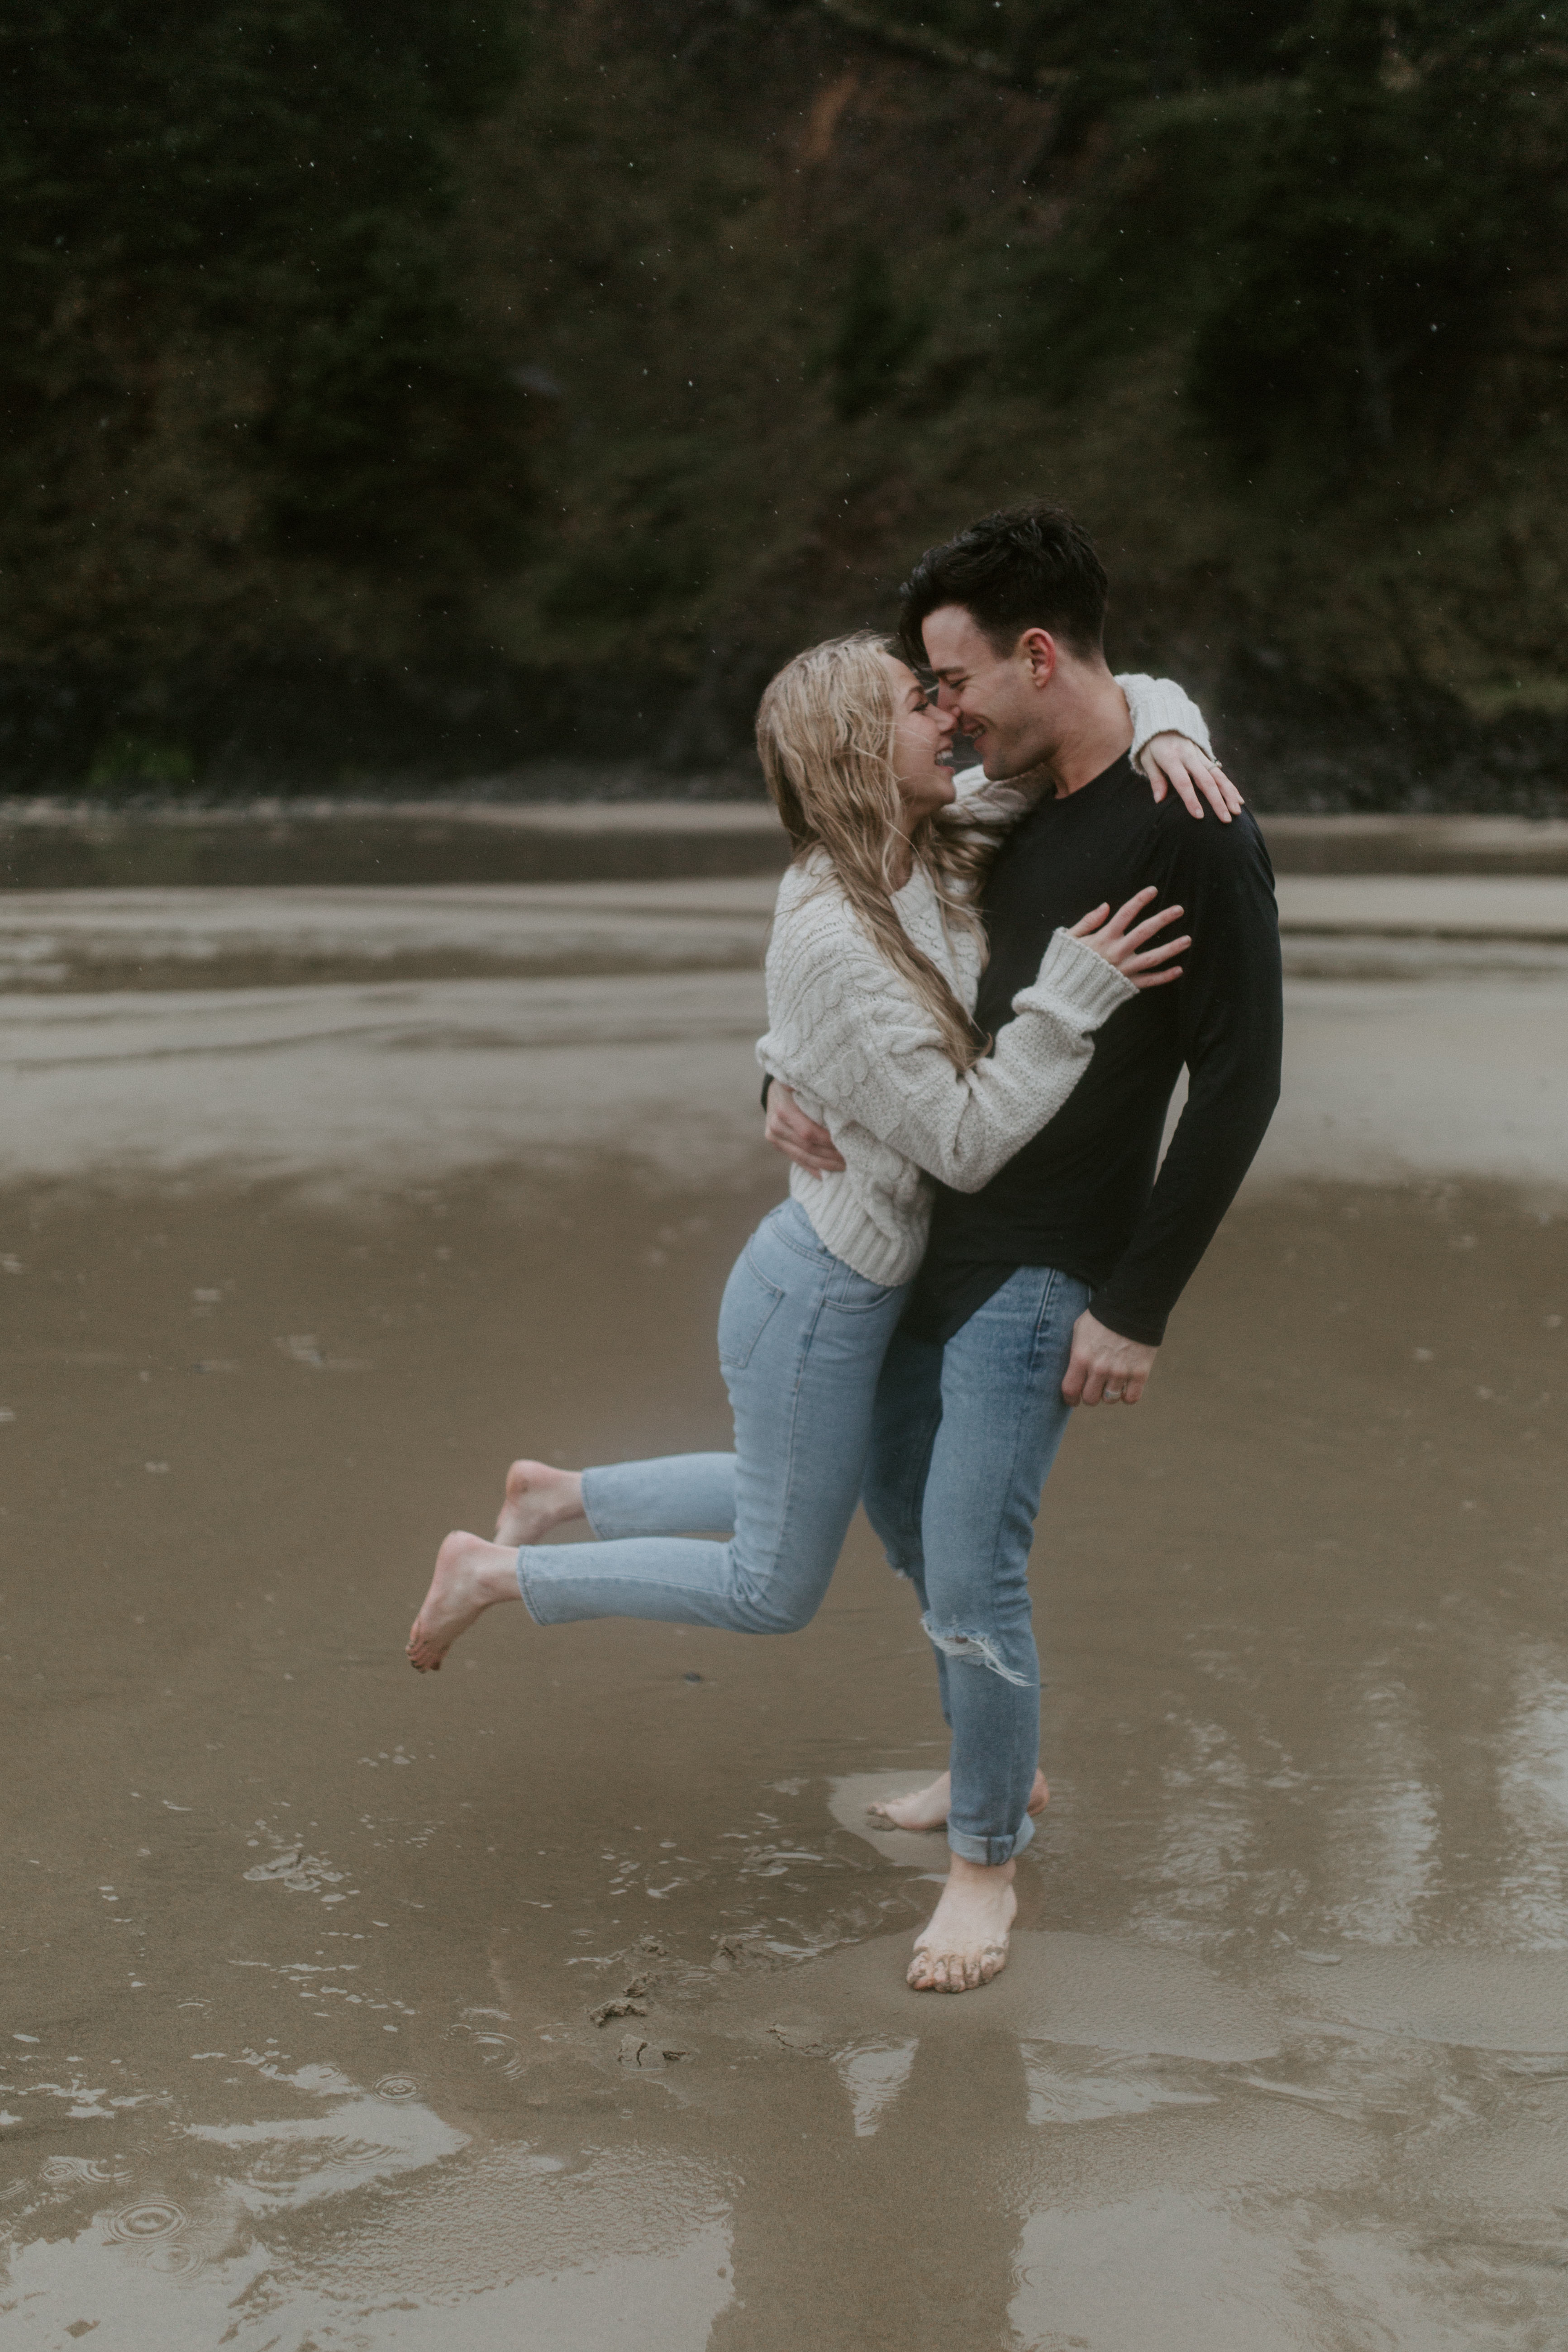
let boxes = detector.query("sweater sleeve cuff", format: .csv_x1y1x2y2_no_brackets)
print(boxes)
1017,928,1139,1026
1116,673,1214,769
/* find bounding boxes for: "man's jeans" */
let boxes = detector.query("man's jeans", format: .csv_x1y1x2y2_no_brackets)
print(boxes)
516,1198,907,1633
862,1264,1090,1866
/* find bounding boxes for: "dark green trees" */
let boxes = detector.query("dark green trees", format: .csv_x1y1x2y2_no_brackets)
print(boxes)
0,1,528,669
1009,0,1568,463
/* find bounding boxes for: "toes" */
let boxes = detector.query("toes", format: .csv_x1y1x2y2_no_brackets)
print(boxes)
406,1625,443,1673
907,1928,1008,1993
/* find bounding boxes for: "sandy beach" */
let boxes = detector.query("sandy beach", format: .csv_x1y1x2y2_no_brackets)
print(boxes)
2,871,1566,2348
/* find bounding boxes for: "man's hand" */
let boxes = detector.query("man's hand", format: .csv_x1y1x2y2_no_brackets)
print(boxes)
1139,733,1244,823
1062,1309,1158,1406
764,1082,846,1177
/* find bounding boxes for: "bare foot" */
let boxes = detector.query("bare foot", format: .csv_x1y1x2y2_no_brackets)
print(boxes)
908,1857,1017,1993
869,1768,1048,1833
407,1532,522,1672
495,1459,585,1547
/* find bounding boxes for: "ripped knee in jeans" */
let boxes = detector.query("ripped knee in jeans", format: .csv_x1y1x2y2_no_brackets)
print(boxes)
921,1616,1033,1688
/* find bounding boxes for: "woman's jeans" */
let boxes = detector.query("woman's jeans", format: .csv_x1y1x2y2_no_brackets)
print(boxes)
516,1198,907,1638
861,1263,1090,1866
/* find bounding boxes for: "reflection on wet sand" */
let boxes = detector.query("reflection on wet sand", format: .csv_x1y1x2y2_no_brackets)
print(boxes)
5,2058,733,2350
1320,1670,1439,1944
2,882,1567,2346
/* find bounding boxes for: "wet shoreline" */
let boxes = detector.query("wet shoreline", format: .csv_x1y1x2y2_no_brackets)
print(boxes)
3,801,1568,892
1,861,1566,2346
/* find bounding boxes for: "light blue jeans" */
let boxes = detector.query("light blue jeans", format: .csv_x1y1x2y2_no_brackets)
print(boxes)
861,1263,1090,1866
515,1198,908,1636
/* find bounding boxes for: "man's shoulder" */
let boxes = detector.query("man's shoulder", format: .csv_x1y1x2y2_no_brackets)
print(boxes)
1149,797,1273,888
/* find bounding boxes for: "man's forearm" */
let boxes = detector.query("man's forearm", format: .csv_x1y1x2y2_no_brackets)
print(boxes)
1091,809,1283,1347
1088,1061,1280,1345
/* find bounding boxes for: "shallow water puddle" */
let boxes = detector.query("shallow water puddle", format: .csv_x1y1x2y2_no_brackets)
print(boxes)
3,1171,1568,2346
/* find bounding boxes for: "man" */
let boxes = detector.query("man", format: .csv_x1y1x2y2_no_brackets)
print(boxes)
767,504,1283,1990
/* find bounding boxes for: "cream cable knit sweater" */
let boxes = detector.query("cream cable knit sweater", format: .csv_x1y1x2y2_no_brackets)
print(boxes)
755,672,1211,1287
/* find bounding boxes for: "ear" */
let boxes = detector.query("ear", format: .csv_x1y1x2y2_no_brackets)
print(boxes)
1017,628,1058,690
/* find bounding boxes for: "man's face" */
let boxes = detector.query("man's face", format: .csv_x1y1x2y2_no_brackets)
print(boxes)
921,604,1056,780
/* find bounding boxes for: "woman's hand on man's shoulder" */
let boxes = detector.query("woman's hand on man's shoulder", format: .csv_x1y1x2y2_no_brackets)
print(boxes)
1140,734,1244,823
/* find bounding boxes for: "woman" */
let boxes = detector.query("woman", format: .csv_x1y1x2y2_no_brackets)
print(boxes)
405,635,1215,1971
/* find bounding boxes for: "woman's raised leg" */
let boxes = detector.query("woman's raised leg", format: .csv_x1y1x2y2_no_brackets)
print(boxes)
408,1202,905,1668
515,1205,904,1633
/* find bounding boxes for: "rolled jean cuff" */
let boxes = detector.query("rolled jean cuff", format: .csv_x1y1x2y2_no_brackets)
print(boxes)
579,1468,611,1540
947,1807,1035,1868
514,1548,551,1625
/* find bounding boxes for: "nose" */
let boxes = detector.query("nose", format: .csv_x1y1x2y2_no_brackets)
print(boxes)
935,681,961,714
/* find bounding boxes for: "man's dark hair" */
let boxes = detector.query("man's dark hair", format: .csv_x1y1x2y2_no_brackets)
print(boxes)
897,503,1109,669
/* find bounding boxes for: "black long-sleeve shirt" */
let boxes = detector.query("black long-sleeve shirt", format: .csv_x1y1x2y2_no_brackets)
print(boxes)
902,754,1283,1348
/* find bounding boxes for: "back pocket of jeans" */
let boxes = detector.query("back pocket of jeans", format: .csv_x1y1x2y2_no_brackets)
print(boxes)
827,1268,898,1314
718,1254,786,1372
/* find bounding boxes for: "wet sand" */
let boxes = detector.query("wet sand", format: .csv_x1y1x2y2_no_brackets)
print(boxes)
2,884,1567,2347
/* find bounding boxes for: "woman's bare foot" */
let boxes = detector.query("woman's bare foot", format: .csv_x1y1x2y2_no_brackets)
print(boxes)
869,1767,1048,1833
908,1856,1017,1993
407,1532,522,1672
494,1459,585,1547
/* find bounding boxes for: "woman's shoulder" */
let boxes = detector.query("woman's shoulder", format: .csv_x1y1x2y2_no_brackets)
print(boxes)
768,862,910,1007
772,850,860,940
773,844,834,902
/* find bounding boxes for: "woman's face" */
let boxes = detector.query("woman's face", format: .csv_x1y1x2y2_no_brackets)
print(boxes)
882,653,958,825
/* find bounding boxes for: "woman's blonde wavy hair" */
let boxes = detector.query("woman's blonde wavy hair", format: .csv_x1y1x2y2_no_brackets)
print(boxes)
755,631,1036,1071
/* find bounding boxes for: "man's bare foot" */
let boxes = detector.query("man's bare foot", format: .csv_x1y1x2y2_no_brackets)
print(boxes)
407,1532,522,1672
908,1856,1017,1993
494,1459,585,1547
869,1767,1049,1833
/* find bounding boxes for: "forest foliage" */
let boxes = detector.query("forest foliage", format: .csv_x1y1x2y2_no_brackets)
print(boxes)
2,0,1566,796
